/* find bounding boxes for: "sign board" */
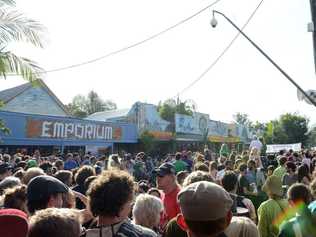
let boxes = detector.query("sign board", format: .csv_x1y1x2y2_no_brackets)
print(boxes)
0,111,137,146
26,118,122,140
175,113,209,135
266,143,302,153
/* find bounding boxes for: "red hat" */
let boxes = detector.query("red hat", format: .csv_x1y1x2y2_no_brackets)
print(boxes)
0,209,28,237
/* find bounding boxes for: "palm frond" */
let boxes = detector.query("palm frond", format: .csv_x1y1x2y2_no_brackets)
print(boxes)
0,0,15,7
0,51,44,82
0,8,46,47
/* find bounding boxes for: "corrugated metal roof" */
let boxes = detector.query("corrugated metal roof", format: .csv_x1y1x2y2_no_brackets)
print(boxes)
0,82,31,103
86,108,130,121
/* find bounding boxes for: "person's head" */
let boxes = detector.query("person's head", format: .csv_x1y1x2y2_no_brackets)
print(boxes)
27,175,69,215
22,167,45,185
3,185,27,213
177,171,189,186
137,180,150,193
75,165,95,187
194,162,209,172
54,170,73,187
66,153,73,161
310,179,316,199
175,152,182,161
87,170,134,222
54,159,64,170
224,160,234,170
279,156,288,167
147,188,161,199
26,159,38,169
238,163,248,175
0,209,28,237
182,171,214,187
132,193,163,229
0,176,21,195
287,183,312,205
247,160,256,170
298,164,310,182
209,161,217,170
177,181,233,237
285,161,296,174
83,175,97,193
262,175,283,199
267,165,275,176
28,208,81,237
154,163,177,193
0,162,13,181
39,162,53,175
224,216,259,237
222,171,238,193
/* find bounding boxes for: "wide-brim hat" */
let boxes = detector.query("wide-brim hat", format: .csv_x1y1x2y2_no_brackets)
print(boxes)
262,175,283,197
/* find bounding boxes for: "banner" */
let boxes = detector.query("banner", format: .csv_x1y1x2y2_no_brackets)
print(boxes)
266,143,302,153
175,113,209,135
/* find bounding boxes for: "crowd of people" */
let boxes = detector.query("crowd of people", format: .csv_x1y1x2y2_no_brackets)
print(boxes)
1,142,316,237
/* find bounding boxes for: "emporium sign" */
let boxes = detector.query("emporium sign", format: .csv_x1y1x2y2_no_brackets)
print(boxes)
26,118,122,140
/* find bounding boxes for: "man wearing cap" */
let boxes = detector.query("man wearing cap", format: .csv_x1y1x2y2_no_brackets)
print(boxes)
257,175,289,237
176,181,233,237
155,162,181,223
27,175,69,215
0,162,13,181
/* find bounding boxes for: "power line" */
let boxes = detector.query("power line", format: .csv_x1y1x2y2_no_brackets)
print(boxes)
7,0,223,76
176,0,265,97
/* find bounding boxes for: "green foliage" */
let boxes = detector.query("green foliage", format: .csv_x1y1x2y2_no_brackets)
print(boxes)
139,130,155,153
0,0,46,82
66,91,117,118
262,113,308,145
158,99,193,123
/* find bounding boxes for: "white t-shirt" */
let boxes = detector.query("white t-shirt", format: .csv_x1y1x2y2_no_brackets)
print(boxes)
249,139,263,151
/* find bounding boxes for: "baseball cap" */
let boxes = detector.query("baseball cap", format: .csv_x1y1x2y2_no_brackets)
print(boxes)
154,162,176,177
262,175,283,197
27,175,69,201
178,181,233,221
0,162,13,175
0,209,28,237
27,159,37,168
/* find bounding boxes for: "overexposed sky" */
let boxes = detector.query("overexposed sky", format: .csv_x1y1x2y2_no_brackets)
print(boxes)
2,0,316,124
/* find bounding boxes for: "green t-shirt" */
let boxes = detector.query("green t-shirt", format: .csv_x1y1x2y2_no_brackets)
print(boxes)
258,198,290,237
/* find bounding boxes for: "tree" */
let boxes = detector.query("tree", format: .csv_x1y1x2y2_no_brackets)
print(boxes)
0,0,46,82
263,113,309,145
233,113,252,127
158,99,193,122
66,91,117,118
0,0,46,133
139,130,155,153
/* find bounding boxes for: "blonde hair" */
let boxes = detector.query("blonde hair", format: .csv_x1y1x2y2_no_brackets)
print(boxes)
132,194,163,229
22,167,45,184
225,216,259,237
28,208,81,237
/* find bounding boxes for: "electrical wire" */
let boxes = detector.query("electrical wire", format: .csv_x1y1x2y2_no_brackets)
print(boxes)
7,0,223,76
175,0,265,98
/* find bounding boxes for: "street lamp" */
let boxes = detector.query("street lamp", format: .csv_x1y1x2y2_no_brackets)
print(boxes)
211,10,316,108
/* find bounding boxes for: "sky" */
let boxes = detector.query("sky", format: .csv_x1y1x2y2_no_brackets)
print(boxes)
2,0,316,124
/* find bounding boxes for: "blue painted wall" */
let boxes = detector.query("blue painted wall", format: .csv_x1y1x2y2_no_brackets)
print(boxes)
0,111,137,146
2,86,67,116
